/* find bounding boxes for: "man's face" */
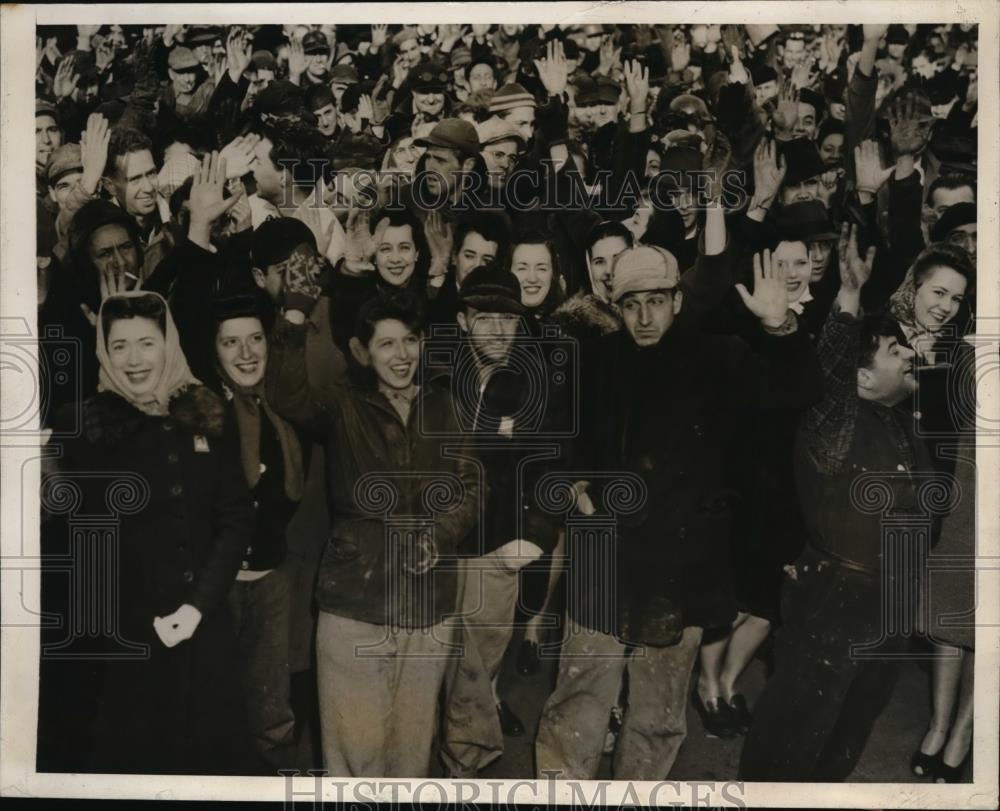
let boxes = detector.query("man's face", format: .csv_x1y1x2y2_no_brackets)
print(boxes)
591,103,618,130
502,106,535,144
49,171,82,209
252,243,315,302
887,42,906,60
109,150,159,217
583,28,605,53
454,232,498,286
914,265,967,332
192,43,213,69
860,336,916,405
794,102,818,140
216,317,267,388
587,235,627,302
249,68,274,96
414,90,446,118
481,138,520,183
398,38,420,69
945,223,976,264
931,186,975,218
459,308,520,364
468,64,496,93
773,240,811,301
35,115,62,172
754,80,778,107
819,133,844,168
807,240,834,282
169,67,198,95
250,136,284,204
374,223,419,287
782,38,806,69
314,103,338,136
391,137,420,172
88,223,139,282
781,176,821,206
362,318,421,390
511,243,553,308
620,289,682,347
307,53,328,78
423,146,464,196
670,188,698,231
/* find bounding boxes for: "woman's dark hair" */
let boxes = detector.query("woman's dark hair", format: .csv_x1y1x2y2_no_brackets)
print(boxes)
508,225,566,315
103,127,154,179
857,314,901,370
912,242,976,293
585,219,634,257
260,120,331,192
464,56,499,83
817,117,845,146
354,289,425,346
101,294,168,346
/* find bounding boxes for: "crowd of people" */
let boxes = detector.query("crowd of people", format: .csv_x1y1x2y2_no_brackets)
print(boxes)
34,19,978,783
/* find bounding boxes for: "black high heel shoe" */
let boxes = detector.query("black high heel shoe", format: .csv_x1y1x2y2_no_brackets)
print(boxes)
692,691,738,739
727,693,752,735
934,753,970,783
910,748,943,778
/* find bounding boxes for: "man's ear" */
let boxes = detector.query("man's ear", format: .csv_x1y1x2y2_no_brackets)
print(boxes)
251,268,266,289
672,289,684,315
349,336,370,367
99,176,115,197
456,310,469,333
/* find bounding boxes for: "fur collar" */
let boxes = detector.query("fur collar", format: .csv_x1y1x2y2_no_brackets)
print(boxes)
81,385,227,448
551,292,622,337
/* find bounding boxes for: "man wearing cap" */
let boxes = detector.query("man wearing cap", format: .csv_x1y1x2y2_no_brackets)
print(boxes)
404,118,481,218
777,137,829,207
489,83,537,146
329,63,359,106
184,24,222,72
46,143,83,216
163,45,214,120
399,61,451,126
931,202,976,265
535,243,821,780
293,30,332,87
440,262,563,775
477,118,525,191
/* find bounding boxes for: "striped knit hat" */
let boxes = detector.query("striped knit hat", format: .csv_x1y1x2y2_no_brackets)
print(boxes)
488,83,537,114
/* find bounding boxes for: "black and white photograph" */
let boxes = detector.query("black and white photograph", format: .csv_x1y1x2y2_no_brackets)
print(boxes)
1,2,997,807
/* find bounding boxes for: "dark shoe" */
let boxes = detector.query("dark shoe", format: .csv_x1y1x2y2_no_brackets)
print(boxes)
934,753,970,783
517,640,541,676
727,693,752,735
910,748,943,778
692,691,738,739
497,701,525,737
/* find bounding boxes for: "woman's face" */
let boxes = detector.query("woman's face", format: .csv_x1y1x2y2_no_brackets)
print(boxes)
819,133,844,168
365,319,420,389
216,317,267,388
808,240,835,282
644,149,662,178
773,240,812,302
414,90,445,117
106,316,166,400
510,243,553,308
391,137,419,172
375,223,419,286
914,266,967,332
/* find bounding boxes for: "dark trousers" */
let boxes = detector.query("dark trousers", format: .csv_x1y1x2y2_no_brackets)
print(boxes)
738,548,901,781
227,565,296,771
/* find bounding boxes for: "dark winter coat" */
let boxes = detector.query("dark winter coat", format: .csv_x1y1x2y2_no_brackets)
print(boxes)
49,385,254,774
571,320,823,647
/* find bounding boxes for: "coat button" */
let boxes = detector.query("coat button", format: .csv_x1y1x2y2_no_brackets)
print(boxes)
241,561,249,570
171,484,183,496
162,422,173,432
182,569,194,583
167,452,179,463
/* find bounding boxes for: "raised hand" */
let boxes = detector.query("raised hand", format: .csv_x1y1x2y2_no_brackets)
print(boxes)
219,133,260,180
425,209,454,273
534,39,569,98
189,151,244,231
80,112,111,194
53,54,79,100
722,25,746,63
371,24,388,50
344,204,376,269
816,168,841,207
596,37,621,77
790,54,818,89
392,54,409,88
77,24,101,46
772,77,799,138
862,24,889,42
853,140,893,196
752,138,786,209
287,36,306,83
837,222,876,294
226,26,252,82
163,24,184,48
727,44,749,85
357,93,375,124
887,95,929,156
623,59,650,116
670,37,691,72
735,248,791,329
98,262,134,302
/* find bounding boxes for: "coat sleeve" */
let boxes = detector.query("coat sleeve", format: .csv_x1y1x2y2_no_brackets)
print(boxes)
188,435,253,616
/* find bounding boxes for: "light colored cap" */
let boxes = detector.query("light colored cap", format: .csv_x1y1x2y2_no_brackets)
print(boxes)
476,116,526,148
610,245,681,303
